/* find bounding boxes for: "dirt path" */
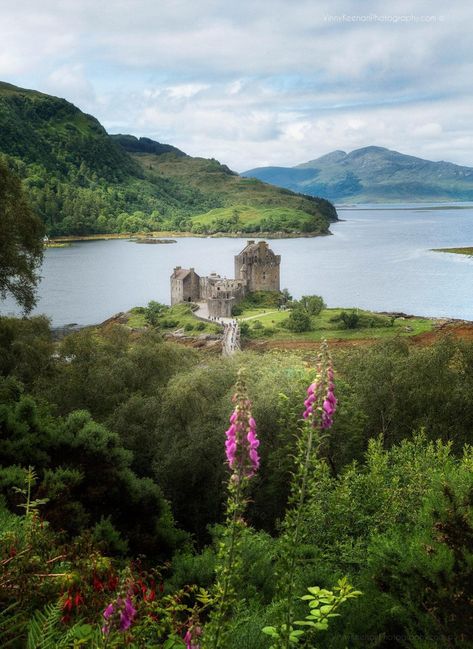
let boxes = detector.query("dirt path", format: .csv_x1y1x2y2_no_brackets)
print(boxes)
244,321,473,352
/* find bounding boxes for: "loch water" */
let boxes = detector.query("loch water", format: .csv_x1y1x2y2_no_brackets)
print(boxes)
2,204,473,326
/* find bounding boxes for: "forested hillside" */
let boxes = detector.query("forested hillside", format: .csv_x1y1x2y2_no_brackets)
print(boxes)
0,82,337,236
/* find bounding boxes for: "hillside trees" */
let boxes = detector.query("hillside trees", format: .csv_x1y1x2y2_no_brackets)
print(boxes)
0,159,44,312
0,384,183,558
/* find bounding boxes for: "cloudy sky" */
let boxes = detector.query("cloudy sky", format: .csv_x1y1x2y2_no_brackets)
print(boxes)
1,0,472,171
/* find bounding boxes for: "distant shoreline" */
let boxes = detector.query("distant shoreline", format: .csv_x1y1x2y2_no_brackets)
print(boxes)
49,230,332,243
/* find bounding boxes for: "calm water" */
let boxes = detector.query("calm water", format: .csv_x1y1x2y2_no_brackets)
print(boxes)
2,204,473,326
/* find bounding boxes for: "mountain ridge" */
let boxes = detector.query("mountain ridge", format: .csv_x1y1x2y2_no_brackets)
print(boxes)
0,81,337,235
243,147,473,202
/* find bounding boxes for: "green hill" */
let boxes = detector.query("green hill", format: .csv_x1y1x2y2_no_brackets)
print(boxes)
0,81,337,235
243,146,473,203
116,141,337,234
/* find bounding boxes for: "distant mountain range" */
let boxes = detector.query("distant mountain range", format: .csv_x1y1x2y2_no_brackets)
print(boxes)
243,146,473,203
0,81,336,236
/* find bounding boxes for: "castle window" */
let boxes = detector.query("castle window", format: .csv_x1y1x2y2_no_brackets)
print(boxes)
262,272,266,279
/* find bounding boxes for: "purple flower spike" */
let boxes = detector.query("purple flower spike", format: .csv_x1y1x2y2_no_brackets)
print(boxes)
103,603,114,620
102,593,136,635
303,342,337,430
225,373,260,479
118,594,136,631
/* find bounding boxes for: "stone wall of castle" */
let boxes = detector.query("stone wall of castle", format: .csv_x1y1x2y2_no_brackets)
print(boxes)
171,241,280,317
207,296,235,318
170,267,200,305
234,241,280,292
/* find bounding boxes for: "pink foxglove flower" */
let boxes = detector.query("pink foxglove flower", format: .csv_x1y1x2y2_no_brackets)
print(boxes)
225,374,260,479
102,593,136,635
184,624,202,649
303,342,337,429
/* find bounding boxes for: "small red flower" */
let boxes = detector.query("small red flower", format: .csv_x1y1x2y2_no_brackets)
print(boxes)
63,596,73,612
93,575,104,591
145,589,156,602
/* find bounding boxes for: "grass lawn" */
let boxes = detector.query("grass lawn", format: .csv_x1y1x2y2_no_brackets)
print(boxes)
191,205,317,231
127,304,218,334
126,303,434,343
237,307,434,341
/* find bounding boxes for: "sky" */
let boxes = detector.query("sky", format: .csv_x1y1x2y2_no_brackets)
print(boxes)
1,0,472,171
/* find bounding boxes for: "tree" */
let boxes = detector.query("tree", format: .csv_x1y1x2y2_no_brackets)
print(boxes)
300,294,325,315
286,307,311,332
0,160,44,312
340,310,360,329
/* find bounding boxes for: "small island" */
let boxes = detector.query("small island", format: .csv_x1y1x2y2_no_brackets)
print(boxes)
433,246,473,256
132,237,177,244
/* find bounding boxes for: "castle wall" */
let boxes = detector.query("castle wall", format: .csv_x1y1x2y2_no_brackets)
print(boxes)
170,277,183,305
170,268,201,305
234,241,280,292
207,297,235,318
199,273,222,300
171,241,279,317
184,271,201,302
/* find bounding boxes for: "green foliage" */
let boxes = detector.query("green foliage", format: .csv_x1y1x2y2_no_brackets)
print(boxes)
26,604,102,649
335,337,473,456
263,579,361,648
0,159,44,311
0,388,184,559
237,291,282,310
339,310,360,329
298,295,325,316
190,205,330,235
285,308,312,333
368,473,473,648
0,316,53,387
0,602,24,648
144,300,168,326
2,313,473,648
0,83,336,236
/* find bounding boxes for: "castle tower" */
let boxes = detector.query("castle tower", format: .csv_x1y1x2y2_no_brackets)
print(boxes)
170,267,201,305
234,241,280,292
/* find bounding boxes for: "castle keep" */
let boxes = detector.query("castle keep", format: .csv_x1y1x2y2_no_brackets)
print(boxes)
170,241,280,318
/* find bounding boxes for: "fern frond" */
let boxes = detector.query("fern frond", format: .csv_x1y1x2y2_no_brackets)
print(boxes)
26,603,62,649
0,602,26,648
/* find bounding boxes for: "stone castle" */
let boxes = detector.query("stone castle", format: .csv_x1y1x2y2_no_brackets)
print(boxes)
170,241,281,318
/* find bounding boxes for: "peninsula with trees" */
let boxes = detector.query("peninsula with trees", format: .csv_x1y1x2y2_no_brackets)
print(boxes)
0,81,337,238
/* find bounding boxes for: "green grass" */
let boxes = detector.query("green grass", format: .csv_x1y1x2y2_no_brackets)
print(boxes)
191,205,320,230
237,307,434,341
126,308,148,328
127,304,218,333
128,304,434,342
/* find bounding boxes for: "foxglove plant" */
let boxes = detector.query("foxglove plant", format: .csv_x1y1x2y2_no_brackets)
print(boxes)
102,592,137,637
267,340,338,649
204,370,260,649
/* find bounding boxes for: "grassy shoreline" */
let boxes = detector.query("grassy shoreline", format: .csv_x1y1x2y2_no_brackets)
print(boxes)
49,229,331,243
118,303,437,344
433,246,473,256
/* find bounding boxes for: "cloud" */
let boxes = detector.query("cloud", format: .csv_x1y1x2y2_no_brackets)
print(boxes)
44,64,96,106
0,0,472,170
